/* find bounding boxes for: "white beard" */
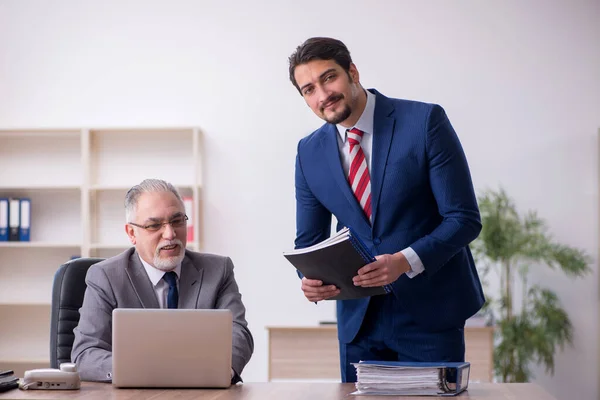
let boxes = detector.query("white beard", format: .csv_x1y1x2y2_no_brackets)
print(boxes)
153,239,185,271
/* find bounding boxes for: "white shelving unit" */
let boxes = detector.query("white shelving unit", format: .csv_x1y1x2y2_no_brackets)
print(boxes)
0,128,202,375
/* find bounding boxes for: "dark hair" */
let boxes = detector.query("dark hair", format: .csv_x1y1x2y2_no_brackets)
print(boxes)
288,37,353,93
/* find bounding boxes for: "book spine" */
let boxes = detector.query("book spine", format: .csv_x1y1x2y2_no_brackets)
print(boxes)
348,229,392,294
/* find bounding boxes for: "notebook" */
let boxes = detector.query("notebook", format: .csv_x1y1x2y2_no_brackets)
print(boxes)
112,308,232,388
283,227,389,300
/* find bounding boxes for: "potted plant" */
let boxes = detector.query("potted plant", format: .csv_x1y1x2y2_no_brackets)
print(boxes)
471,188,591,382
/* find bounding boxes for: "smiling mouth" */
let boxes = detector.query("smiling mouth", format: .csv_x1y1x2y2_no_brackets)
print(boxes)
161,244,178,251
323,98,341,111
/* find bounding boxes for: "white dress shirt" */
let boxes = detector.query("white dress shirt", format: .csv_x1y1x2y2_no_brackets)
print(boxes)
138,255,182,308
335,90,425,278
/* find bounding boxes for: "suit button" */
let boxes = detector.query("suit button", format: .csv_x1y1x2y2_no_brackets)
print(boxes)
373,238,381,245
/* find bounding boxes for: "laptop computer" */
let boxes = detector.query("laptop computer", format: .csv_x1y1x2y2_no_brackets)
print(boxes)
111,308,233,388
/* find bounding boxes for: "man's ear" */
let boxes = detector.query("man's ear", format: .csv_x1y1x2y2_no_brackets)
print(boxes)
125,224,136,245
348,63,360,84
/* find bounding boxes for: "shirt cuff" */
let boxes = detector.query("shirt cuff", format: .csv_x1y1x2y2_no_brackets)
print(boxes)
401,247,425,279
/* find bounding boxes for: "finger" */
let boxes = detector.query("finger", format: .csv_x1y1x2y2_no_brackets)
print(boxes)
356,275,388,287
306,289,341,302
357,261,382,276
302,285,339,296
353,268,385,284
322,289,341,300
302,283,338,294
302,277,324,287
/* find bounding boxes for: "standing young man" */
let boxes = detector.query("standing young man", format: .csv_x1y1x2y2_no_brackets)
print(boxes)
288,37,485,382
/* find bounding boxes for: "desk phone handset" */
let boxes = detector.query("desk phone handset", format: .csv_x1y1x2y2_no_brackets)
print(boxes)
20,363,81,390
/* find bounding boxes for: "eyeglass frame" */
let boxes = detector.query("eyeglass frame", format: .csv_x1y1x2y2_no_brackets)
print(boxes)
128,214,189,232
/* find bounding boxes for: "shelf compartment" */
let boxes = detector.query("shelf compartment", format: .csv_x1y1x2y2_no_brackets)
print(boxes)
0,133,82,187
90,184,197,191
0,248,81,304
90,128,197,187
0,242,81,248
0,129,80,138
0,189,82,243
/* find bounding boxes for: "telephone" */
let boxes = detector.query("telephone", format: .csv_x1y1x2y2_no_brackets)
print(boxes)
20,363,81,390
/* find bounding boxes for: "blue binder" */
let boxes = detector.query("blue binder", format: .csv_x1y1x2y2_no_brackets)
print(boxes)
19,198,31,242
0,198,8,241
8,198,20,242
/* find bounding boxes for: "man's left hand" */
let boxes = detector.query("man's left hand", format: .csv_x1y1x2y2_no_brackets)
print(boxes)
353,252,411,287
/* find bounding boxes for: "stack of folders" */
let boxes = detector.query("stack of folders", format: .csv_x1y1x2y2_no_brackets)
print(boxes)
283,227,390,301
0,198,31,241
352,361,470,396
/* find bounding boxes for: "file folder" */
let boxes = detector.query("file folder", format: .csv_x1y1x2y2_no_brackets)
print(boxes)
8,198,20,241
352,361,470,396
0,198,8,241
283,227,390,300
19,198,31,241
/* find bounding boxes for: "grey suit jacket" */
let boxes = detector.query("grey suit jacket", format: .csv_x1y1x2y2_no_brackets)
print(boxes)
71,248,254,382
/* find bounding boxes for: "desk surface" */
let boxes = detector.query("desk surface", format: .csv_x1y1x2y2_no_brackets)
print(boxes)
0,382,556,399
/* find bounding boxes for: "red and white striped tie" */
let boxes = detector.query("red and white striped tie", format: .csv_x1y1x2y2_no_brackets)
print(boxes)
347,128,372,221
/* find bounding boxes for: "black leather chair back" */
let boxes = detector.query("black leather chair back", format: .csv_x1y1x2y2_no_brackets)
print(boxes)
50,257,104,368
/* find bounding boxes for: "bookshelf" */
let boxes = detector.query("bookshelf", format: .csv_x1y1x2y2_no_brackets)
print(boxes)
0,128,202,374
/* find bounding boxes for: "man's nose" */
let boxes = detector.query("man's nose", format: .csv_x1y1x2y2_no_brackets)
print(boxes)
162,223,176,239
316,86,330,105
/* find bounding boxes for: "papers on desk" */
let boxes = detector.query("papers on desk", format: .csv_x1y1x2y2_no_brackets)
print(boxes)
352,361,470,396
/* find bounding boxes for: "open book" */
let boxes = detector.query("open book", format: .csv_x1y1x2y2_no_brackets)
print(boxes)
283,227,389,301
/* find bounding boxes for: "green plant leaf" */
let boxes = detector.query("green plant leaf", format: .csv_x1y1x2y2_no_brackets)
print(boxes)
473,187,591,383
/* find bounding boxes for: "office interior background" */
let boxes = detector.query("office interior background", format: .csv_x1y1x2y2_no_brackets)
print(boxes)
0,1,599,399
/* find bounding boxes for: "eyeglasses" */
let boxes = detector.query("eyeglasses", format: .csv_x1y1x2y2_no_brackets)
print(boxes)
129,215,188,232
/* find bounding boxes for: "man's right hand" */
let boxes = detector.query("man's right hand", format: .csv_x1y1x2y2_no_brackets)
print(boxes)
301,277,340,302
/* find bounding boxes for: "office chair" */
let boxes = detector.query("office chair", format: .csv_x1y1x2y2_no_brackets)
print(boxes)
50,257,104,368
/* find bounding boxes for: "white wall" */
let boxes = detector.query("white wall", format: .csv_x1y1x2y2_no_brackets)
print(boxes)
1,1,598,398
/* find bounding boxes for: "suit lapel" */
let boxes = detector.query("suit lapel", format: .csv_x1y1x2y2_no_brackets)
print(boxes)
178,253,203,309
320,124,371,228
370,91,396,224
126,252,160,309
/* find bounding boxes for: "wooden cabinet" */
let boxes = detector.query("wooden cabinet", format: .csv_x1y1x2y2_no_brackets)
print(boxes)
267,325,494,382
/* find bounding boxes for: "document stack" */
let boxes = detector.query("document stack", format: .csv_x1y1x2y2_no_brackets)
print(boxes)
352,361,470,396
283,227,390,300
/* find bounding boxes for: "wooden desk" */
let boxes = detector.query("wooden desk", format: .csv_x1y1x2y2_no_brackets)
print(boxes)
0,382,556,399
267,326,494,382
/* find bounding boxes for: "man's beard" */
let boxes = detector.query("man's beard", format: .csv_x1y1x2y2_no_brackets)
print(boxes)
324,104,352,125
153,239,185,271
321,94,352,125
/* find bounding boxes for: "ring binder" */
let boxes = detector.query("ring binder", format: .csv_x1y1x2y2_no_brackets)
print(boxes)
352,361,470,396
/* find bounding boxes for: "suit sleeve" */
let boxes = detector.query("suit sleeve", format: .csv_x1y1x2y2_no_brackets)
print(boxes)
408,105,481,276
294,144,332,250
215,257,254,382
71,265,116,382
294,145,333,279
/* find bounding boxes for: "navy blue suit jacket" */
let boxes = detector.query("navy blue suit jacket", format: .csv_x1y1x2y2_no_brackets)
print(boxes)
294,89,485,344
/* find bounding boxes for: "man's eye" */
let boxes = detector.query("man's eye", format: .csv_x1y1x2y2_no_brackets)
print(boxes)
147,224,162,230
171,219,184,226
303,87,313,96
324,74,334,82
